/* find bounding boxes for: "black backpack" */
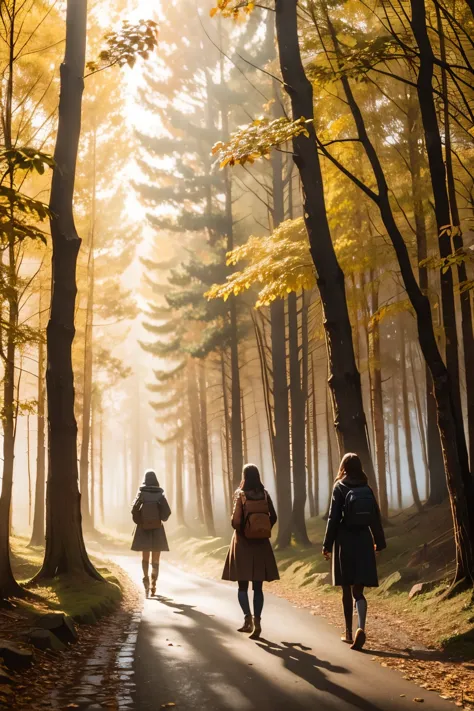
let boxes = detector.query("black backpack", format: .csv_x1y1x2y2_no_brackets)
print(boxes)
343,485,376,527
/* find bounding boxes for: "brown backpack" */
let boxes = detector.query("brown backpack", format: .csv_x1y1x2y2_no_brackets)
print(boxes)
241,492,271,539
132,499,162,530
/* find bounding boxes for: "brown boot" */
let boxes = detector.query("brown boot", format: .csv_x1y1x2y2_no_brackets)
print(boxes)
249,617,262,640
143,576,150,598
237,615,254,633
341,628,353,644
151,564,159,597
351,628,366,651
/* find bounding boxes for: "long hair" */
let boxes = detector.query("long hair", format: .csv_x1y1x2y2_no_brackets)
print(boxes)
143,469,160,487
335,453,368,484
239,463,264,493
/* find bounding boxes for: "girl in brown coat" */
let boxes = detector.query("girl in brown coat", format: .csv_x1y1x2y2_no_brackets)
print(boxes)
222,464,279,639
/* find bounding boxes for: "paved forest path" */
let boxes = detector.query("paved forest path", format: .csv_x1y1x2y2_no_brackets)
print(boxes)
115,556,454,711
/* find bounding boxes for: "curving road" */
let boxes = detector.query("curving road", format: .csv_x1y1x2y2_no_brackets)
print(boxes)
117,557,453,711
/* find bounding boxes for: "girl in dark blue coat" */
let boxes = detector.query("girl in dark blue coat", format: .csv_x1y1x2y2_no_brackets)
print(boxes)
323,453,386,650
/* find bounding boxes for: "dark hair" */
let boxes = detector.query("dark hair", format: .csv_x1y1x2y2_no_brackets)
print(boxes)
143,469,160,487
335,453,368,484
239,463,264,493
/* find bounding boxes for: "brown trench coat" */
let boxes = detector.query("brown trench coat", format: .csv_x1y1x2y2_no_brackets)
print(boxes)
222,488,280,582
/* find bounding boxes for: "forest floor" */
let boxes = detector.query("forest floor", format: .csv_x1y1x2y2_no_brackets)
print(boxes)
0,536,141,711
168,504,474,710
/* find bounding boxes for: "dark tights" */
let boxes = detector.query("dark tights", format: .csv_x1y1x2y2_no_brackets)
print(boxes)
342,585,367,635
238,581,264,618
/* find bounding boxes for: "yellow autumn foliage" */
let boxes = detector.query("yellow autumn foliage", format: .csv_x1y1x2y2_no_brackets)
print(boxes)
205,218,316,307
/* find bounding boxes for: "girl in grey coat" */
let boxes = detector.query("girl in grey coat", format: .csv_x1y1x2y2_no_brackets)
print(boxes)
323,453,386,651
131,470,171,596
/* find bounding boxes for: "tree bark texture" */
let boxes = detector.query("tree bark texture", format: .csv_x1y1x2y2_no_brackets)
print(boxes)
399,324,423,511
328,12,474,582
368,275,388,516
187,359,204,523
198,361,215,535
275,0,376,493
36,0,100,580
406,96,447,504
288,293,310,544
29,290,46,546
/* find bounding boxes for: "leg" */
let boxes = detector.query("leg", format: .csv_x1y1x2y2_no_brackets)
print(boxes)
352,585,367,629
142,551,150,578
351,585,367,650
237,581,253,633
341,585,353,642
250,582,263,639
142,552,150,596
150,551,161,595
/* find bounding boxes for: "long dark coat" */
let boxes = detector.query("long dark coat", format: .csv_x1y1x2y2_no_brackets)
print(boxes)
222,488,280,583
131,486,171,552
323,477,386,587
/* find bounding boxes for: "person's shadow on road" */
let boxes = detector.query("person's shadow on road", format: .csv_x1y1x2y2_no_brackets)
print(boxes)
256,638,385,711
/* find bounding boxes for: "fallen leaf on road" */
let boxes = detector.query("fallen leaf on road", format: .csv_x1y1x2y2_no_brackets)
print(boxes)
413,699,424,703
160,704,176,709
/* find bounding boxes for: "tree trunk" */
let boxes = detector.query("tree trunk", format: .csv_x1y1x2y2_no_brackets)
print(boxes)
274,0,376,492
391,375,403,510
175,433,185,527
288,292,310,544
326,9,474,584
221,352,233,511
306,408,315,518
188,359,204,523
90,394,96,529
241,391,248,464
99,403,104,524
35,0,100,581
399,323,422,511
29,286,46,547
410,344,429,498
368,274,388,516
436,5,474,471
324,385,335,518
198,361,215,536
405,94,447,505
78,127,96,532
409,0,464,444
311,355,320,516
27,415,32,526
0,1,23,598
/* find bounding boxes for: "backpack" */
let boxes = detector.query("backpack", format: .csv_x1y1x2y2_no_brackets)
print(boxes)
132,498,162,530
343,485,376,527
241,492,272,539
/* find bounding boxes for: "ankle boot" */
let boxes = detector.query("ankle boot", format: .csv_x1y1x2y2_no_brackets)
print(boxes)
341,628,353,644
151,564,159,597
237,614,254,633
250,617,262,640
351,627,366,651
142,576,150,597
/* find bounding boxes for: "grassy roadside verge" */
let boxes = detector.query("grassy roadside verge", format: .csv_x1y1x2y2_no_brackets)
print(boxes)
169,507,474,708
10,535,122,624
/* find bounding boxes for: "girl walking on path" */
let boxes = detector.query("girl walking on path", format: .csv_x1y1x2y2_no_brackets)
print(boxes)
222,464,279,640
322,453,386,651
131,469,172,597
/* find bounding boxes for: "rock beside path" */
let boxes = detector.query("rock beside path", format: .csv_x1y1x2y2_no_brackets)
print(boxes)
36,613,78,645
26,628,66,652
0,641,33,670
